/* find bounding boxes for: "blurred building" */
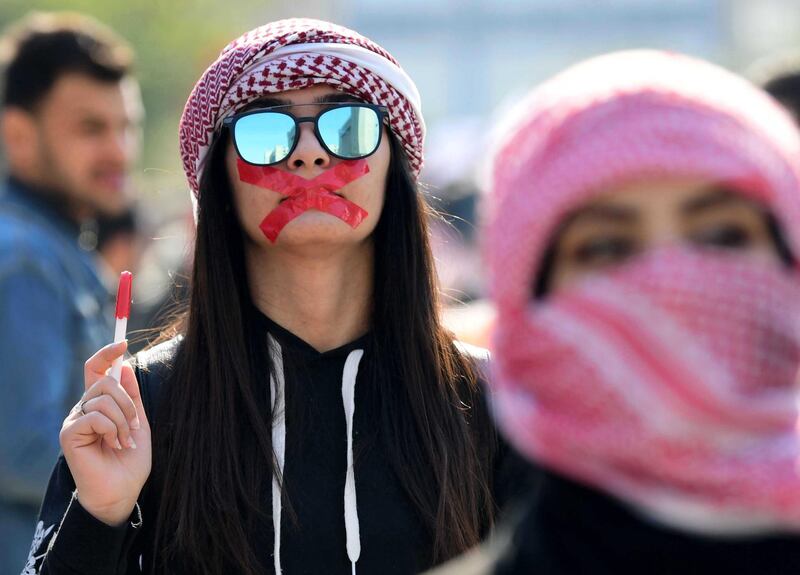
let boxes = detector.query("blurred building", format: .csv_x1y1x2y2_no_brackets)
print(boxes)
348,0,725,125
264,0,800,161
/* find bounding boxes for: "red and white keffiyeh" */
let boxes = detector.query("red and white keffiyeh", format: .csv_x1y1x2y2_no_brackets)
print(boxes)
485,50,800,532
179,18,425,196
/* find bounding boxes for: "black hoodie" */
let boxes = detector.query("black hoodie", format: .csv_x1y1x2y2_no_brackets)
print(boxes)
22,311,532,575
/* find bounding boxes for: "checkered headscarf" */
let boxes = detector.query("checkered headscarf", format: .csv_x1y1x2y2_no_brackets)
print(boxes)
179,18,425,196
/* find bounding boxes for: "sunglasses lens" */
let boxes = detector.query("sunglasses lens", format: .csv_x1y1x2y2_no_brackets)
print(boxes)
234,112,296,164
318,106,381,158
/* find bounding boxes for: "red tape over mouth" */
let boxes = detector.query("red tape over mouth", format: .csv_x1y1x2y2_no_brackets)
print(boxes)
237,158,370,243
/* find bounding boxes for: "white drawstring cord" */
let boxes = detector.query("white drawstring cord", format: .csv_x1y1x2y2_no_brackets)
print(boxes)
269,335,286,575
268,336,364,575
342,349,364,575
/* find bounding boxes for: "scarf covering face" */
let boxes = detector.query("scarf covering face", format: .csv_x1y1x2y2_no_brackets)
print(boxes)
178,17,425,197
485,50,800,533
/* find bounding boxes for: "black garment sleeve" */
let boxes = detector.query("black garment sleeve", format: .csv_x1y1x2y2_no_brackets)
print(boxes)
492,437,540,517
455,341,540,524
20,338,178,575
20,454,141,575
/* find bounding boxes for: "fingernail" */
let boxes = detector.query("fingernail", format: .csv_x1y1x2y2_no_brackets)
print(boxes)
131,417,141,430
116,439,123,450
128,437,137,450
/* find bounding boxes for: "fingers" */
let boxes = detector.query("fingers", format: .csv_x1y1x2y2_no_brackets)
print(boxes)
82,375,140,437
62,411,125,452
118,362,142,407
74,344,145,453
80,394,137,449
118,363,147,430
84,341,128,388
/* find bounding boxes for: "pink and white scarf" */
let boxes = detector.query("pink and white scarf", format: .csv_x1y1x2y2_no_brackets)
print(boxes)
485,50,800,533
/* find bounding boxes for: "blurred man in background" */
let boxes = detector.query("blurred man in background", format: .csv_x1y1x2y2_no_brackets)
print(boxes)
0,12,142,569
96,206,143,279
751,51,800,122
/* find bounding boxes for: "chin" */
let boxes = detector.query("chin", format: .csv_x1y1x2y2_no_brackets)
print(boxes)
270,218,370,247
81,187,128,215
276,226,353,245
94,198,129,217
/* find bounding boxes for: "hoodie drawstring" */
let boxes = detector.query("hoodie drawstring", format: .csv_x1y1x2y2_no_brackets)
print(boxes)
269,335,287,575
342,349,364,575
268,334,365,575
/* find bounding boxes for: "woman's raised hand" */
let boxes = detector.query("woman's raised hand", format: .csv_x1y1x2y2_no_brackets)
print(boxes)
60,341,151,526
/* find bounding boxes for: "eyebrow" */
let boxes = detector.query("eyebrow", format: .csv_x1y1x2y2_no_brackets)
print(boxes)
680,187,762,215
247,97,289,108
74,112,137,129
563,202,638,226
241,93,364,112
315,93,363,104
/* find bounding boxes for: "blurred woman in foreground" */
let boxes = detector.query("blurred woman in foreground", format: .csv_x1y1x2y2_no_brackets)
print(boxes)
484,50,800,574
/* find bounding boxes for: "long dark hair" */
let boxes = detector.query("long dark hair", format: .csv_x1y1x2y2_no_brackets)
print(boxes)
149,131,497,574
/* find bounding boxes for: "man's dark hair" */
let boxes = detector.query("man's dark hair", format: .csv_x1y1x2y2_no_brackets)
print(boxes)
0,12,134,111
750,50,800,121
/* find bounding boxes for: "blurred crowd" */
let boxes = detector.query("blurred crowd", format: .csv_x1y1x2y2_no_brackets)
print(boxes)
4,7,800,575
0,13,194,568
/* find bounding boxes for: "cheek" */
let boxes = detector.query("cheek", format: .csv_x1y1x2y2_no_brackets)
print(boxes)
544,241,609,296
39,132,85,174
58,134,101,172
350,168,386,213
231,180,275,228
747,223,786,265
548,264,588,295
226,157,283,234
744,242,786,267
350,138,390,218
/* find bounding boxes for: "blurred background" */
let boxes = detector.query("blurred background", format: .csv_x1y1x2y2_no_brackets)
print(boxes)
2,0,799,345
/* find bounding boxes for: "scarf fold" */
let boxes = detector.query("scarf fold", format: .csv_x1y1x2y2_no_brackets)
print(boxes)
495,248,800,533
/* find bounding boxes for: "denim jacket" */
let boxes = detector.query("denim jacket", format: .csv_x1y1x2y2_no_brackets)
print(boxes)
0,178,112,571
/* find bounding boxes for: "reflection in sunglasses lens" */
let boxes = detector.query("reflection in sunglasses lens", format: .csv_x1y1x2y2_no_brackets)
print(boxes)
236,112,296,164
318,107,381,158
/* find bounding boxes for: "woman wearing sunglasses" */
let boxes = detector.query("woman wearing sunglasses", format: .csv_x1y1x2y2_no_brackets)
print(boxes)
483,51,800,574
24,18,527,575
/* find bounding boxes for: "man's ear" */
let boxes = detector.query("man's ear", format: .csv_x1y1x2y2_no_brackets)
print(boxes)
1,107,39,172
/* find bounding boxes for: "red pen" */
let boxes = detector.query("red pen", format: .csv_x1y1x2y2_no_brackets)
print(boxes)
110,271,132,383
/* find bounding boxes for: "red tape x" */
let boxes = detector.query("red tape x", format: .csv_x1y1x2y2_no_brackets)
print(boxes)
237,158,371,243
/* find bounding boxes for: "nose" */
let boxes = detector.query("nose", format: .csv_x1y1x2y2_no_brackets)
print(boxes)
105,127,136,167
646,211,682,249
285,122,331,171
